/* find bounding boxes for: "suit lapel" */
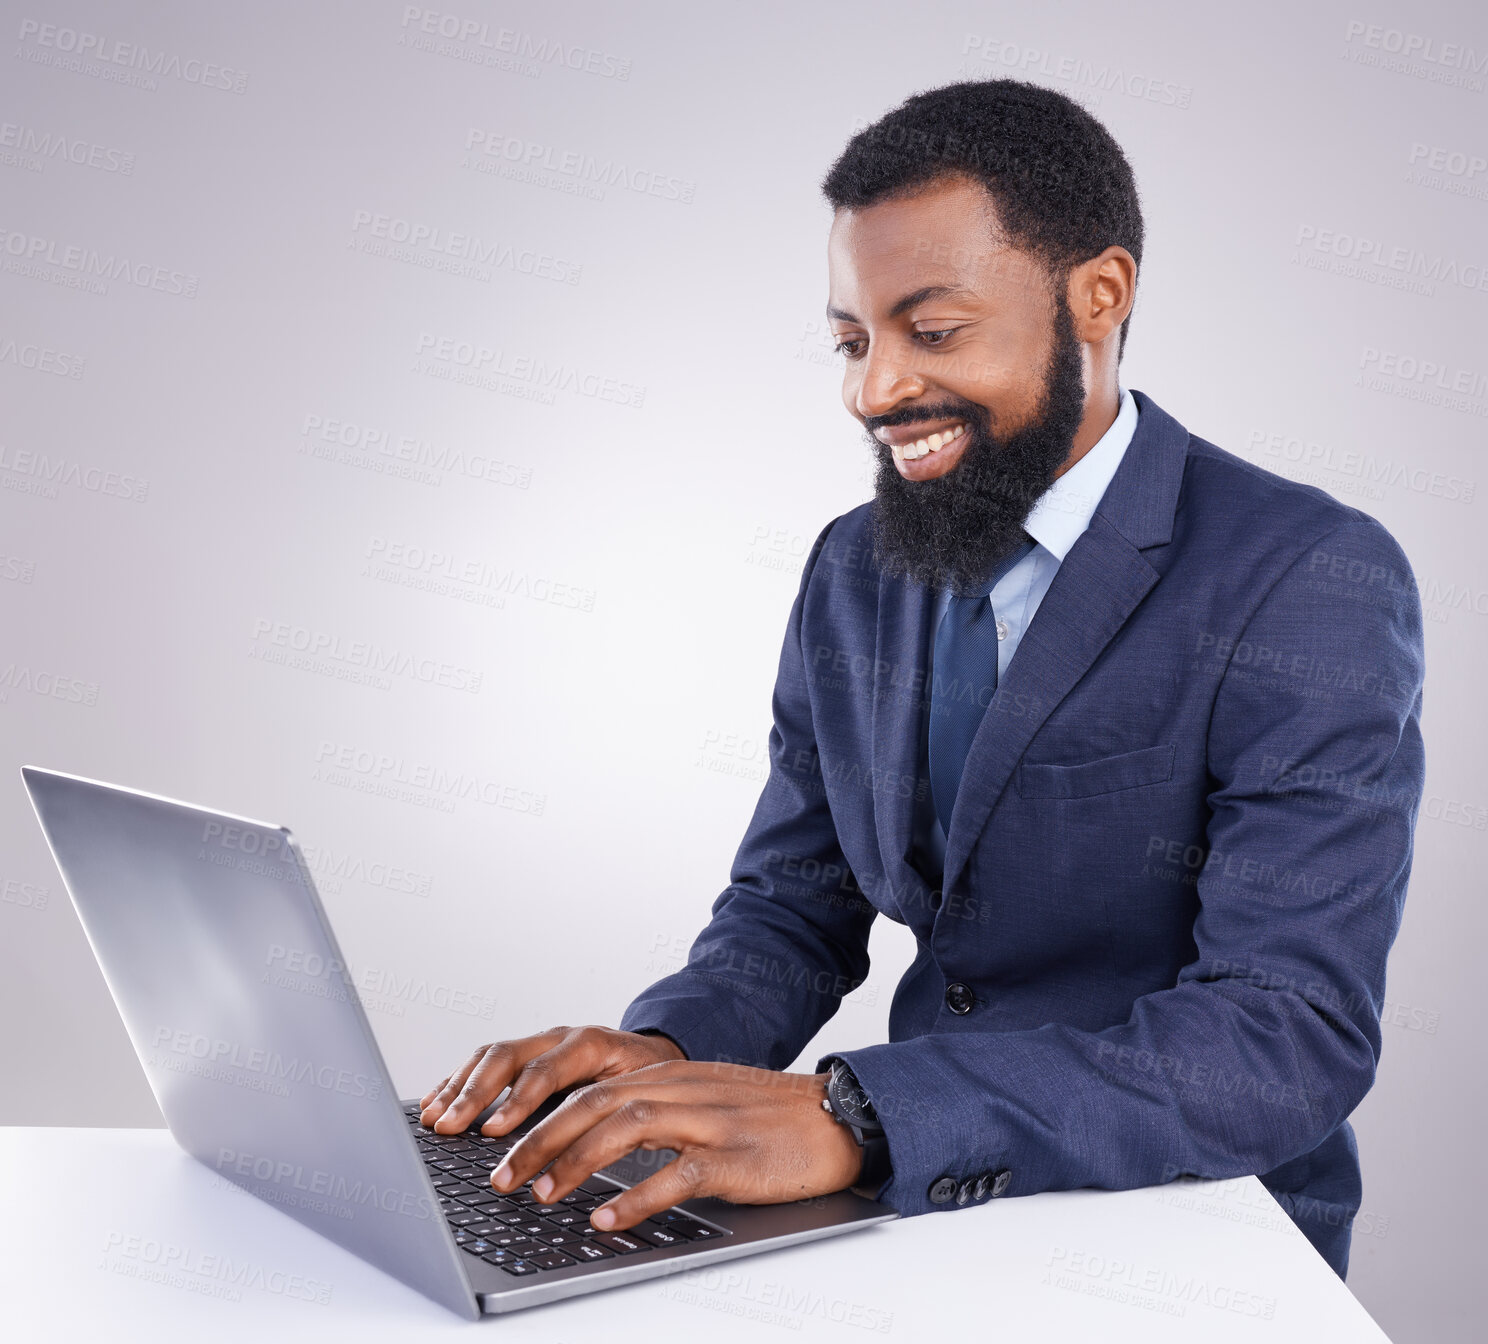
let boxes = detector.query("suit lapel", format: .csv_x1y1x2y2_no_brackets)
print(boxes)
940,388,1189,897
938,519,1159,892
867,388,1191,903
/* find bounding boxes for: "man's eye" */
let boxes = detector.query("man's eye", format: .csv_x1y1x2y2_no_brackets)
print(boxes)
833,329,956,357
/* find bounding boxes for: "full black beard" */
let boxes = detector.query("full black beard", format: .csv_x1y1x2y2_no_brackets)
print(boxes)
865,294,1088,597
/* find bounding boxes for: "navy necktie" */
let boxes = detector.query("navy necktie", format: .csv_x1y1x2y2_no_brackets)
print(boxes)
928,534,1036,836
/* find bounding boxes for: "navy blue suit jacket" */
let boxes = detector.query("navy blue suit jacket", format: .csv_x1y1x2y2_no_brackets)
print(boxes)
621,389,1425,1278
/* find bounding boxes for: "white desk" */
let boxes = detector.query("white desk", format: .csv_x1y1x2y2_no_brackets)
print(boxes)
2,1127,1391,1341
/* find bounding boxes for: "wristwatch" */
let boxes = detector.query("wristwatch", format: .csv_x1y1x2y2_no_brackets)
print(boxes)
822,1059,892,1197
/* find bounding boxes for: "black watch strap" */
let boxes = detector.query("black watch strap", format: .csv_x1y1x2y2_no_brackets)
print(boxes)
824,1060,893,1198
853,1132,893,1200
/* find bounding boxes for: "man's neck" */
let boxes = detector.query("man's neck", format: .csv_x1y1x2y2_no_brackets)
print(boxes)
1053,383,1121,480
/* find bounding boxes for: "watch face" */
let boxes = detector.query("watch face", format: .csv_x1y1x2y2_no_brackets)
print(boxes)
830,1066,879,1128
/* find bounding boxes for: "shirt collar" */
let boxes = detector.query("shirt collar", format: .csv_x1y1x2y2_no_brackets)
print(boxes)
1023,385,1139,562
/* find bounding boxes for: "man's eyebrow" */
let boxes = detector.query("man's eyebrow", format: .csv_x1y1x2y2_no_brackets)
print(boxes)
826,284,978,324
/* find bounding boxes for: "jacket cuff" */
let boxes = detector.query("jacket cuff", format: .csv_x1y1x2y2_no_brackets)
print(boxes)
631,1028,690,1061
820,1043,1015,1217
618,989,755,1067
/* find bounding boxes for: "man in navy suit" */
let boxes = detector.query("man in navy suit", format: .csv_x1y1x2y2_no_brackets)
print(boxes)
422,79,1424,1280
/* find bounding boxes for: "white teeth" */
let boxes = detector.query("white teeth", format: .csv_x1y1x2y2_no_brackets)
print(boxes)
927,423,966,453
891,421,965,465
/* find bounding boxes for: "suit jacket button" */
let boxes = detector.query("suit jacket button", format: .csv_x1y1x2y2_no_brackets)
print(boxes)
990,1168,1012,1198
955,1178,976,1205
972,1171,994,1201
928,1177,959,1205
945,981,975,1014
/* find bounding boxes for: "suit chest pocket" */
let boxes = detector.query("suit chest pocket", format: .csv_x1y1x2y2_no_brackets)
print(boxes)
1015,742,1175,800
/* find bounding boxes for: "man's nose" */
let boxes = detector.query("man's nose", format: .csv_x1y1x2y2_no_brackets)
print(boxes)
853,347,925,421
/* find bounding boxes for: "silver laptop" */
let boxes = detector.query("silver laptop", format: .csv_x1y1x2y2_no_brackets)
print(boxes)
20,765,897,1318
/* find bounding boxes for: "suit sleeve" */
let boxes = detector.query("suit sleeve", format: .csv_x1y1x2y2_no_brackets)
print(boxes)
619,516,879,1066
822,513,1426,1216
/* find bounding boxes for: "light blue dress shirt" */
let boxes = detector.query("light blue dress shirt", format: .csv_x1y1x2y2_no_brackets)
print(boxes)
911,385,1140,882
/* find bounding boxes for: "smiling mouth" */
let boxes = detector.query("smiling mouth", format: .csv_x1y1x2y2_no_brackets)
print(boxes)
882,421,967,464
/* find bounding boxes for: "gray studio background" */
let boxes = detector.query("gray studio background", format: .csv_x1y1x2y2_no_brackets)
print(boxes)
2,2,1483,1339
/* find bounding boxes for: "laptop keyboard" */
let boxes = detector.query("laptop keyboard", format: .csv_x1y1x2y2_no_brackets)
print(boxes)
402,1102,726,1278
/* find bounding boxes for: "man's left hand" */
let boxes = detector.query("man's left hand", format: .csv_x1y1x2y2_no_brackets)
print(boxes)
489,1059,865,1230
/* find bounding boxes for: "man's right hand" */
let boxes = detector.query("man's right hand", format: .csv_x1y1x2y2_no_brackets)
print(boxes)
418,1026,686,1135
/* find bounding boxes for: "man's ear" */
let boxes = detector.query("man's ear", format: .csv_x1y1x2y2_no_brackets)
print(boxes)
1068,245,1136,345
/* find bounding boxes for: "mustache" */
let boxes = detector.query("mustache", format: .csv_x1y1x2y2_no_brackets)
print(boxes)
864,405,978,436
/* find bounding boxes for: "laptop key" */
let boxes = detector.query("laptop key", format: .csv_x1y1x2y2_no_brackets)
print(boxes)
665,1216,722,1240
526,1251,577,1271
499,1261,538,1277
631,1224,685,1247
593,1232,648,1255
568,1240,614,1262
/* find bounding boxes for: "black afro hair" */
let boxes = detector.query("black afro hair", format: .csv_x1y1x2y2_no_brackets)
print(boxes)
822,79,1144,359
